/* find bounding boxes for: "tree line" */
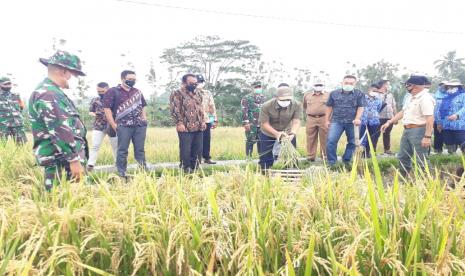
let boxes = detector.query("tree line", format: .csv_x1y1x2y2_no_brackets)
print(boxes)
22,36,465,129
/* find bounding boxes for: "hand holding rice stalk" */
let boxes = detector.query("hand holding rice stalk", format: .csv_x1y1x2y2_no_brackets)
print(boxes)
275,133,300,169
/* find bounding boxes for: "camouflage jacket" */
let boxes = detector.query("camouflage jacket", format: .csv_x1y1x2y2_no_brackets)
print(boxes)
89,96,108,131
29,78,87,166
0,89,24,128
241,92,266,126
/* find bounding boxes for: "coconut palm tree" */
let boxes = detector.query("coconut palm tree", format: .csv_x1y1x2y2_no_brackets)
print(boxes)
434,50,465,78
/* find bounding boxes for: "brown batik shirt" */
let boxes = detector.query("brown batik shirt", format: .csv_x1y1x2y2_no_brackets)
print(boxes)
170,87,205,132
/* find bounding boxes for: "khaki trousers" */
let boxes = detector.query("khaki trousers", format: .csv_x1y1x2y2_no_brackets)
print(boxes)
306,116,328,159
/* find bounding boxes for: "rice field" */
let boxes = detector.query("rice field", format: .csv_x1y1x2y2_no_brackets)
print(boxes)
1,127,465,275
90,126,405,165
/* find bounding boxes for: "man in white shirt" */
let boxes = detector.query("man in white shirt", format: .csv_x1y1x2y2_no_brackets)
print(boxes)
381,74,435,175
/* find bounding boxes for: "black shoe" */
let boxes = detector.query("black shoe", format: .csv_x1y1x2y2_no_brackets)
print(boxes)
307,158,315,162
183,167,194,174
87,165,94,172
204,159,217,164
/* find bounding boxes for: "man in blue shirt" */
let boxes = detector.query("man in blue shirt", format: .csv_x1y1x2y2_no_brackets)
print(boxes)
325,75,366,166
360,85,382,158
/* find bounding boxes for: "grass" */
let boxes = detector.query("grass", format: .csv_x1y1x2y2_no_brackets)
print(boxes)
2,126,465,274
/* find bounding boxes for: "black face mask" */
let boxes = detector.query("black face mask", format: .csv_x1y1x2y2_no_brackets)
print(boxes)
98,93,105,99
186,83,197,92
1,87,11,92
125,80,136,88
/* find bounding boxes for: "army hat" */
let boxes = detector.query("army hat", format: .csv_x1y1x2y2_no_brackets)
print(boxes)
277,86,293,100
0,76,11,84
40,50,86,76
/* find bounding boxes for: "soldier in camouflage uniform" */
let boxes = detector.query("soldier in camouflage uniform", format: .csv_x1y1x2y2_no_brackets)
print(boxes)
241,81,266,157
0,76,27,144
29,51,87,190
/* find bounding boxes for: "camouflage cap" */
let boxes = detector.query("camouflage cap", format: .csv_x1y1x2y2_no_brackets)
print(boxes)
40,50,86,76
0,76,11,84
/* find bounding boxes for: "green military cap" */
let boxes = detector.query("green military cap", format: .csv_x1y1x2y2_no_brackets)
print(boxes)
0,76,11,84
40,50,86,76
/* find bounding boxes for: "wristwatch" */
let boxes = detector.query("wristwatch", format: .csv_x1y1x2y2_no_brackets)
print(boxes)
423,135,432,139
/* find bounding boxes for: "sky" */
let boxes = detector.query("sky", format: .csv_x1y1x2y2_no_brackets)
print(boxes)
1,0,464,99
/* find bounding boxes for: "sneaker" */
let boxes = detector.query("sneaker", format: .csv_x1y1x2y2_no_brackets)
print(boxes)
384,150,393,155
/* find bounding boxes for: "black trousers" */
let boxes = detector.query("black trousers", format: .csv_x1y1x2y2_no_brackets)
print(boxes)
433,122,444,152
258,132,296,170
202,123,212,160
178,131,203,170
378,119,393,151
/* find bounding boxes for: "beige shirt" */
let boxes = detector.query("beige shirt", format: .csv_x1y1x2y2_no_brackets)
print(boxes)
199,89,217,123
259,98,302,137
302,91,329,116
402,89,435,125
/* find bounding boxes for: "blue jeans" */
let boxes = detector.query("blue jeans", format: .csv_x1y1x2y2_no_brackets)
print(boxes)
326,122,356,165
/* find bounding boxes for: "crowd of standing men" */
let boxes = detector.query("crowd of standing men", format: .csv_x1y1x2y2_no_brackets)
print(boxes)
1,50,465,190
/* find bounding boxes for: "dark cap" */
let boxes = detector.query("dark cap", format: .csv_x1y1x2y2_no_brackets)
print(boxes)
405,75,430,86
252,81,262,88
196,74,205,83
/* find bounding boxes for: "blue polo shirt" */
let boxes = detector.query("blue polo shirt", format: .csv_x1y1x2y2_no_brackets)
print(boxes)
326,89,366,123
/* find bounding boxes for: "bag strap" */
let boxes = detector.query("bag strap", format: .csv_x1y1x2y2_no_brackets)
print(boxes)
111,88,121,118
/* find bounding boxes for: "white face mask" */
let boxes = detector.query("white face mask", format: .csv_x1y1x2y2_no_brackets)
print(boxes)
197,83,205,89
369,92,378,97
314,86,324,92
447,87,459,94
277,100,291,108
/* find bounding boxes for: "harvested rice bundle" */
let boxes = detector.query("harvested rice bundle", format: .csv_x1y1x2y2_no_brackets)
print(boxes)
275,135,300,169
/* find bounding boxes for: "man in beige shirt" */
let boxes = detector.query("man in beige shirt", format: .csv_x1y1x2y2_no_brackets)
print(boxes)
197,75,218,164
259,86,302,169
302,81,329,161
381,74,435,175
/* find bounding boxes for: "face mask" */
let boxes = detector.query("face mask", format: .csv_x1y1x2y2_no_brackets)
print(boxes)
314,86,324,92
387,85,392,91
197,83,205,89
254,88,263,94
186,83,197,92
125,80,136,88
369,92,377,97
277,100,291,108
447,87,459,94
342,85,354,92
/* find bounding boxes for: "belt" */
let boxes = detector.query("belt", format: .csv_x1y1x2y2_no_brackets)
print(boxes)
404,124,426,129
307,114,325,118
